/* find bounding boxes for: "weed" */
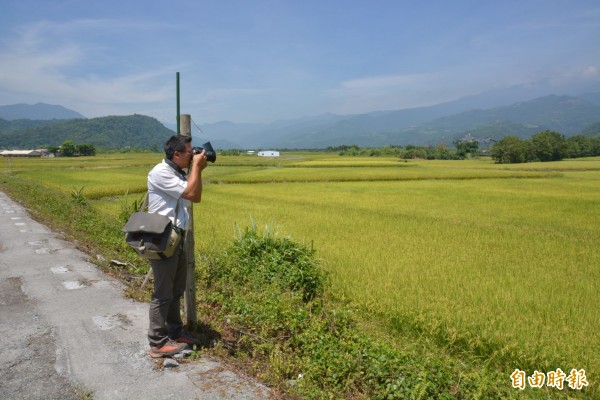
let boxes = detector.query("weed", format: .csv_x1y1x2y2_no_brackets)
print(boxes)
75,385,94,400
119,190,145,224
71,186,87,205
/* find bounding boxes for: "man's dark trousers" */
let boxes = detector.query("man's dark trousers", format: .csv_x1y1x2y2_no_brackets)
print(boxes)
148,239,187,346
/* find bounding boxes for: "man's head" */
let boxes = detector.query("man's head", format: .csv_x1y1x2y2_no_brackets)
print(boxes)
164,135,193,169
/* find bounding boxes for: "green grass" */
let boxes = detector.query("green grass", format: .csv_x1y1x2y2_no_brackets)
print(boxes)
2,152,597,397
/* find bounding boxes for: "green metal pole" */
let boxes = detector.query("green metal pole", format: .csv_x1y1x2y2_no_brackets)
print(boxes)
176,72,180,135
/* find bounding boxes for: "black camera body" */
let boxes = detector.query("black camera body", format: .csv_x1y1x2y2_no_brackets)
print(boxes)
192,141,217,163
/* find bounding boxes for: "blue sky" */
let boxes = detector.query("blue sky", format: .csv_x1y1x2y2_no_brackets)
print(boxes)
1,0,599,124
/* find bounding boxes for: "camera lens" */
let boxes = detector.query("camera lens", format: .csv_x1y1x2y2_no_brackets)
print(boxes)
191,143,216,163
201,142,217,163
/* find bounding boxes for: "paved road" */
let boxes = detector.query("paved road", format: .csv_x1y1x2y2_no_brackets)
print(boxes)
0,191,274,400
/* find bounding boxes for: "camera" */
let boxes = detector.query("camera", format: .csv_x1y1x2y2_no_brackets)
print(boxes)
192,141,217,163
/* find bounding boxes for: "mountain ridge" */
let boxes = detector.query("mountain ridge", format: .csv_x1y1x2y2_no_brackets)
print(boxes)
2,90,600,150
0,115,173,150
0,102,86,120
227,94,600,148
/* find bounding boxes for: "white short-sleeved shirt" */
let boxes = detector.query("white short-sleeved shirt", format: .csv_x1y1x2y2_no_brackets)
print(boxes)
147,160,192,230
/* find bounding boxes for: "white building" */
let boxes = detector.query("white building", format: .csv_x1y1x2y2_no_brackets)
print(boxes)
257,150,280,157
0,150,42,158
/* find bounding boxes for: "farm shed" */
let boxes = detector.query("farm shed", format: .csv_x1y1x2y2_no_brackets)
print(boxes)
0,150,42,158
258,150,280,157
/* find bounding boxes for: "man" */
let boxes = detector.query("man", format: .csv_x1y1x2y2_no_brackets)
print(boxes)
146,135,208,357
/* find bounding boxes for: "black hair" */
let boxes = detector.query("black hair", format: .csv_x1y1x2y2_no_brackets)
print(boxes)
164,135,192,160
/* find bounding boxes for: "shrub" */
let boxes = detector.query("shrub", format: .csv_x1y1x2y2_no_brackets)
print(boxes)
227,224,326,301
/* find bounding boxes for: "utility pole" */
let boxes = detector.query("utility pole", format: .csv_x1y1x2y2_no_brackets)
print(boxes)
179,114,197,330
176,72,181,135
176,73,197,330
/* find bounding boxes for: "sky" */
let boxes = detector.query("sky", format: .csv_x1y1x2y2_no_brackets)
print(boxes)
1,0,599,125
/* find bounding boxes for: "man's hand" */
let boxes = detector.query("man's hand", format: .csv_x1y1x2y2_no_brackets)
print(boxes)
182,149,207,202
192,150,208,171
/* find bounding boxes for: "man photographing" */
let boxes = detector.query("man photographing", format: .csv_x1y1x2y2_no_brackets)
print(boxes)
146,135,208,357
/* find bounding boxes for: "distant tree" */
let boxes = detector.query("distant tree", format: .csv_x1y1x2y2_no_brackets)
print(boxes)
429,143,455,160
77,143,96,156
591,136,600,156
328,144,353,152
61,140,76,157
47,146,60,156
491,136,527,164
530,130,567,161
454,139,479,159
566,135,593,158
341,144,361,156
402,147,426,159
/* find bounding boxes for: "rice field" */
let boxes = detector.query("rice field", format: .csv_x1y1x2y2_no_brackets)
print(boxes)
197,162,599,380
3,152,598,390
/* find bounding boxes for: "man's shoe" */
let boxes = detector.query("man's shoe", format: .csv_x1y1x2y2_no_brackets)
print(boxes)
172,332,203,347
148,340,187,358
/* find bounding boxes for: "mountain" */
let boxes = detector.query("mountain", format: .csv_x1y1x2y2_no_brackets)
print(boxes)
0,115,174,150
200,93,600,149
578,92,600,106
0,103,86,120
425,95,600,134
3,88,600,151
581,122,600,136
0,118,65,133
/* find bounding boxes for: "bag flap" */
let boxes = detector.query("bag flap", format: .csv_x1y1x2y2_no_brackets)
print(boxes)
122,212,172,234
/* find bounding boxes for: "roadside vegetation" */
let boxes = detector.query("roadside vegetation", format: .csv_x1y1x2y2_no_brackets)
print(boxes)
1,152,596,398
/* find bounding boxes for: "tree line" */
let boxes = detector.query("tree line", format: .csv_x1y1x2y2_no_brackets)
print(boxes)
331,142,479,160
328,130,600,164
490,130,600,163
48,140,96,156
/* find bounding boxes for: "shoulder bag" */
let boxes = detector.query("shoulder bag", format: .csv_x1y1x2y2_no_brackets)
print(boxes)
122,193,181,260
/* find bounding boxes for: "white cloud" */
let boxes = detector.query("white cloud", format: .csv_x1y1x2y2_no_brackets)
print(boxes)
0,18,181,117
